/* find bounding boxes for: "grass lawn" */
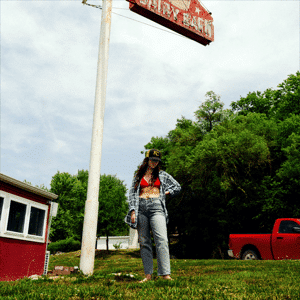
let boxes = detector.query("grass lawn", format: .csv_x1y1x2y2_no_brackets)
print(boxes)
1,249,299,299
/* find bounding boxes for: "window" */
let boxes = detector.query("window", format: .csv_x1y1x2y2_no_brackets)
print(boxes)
7,200,27,233
0,197,3,221
0,191,48,243
28,207,45,236
279,221,300,234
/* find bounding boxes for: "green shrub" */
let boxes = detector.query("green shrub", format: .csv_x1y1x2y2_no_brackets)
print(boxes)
47,237,81,254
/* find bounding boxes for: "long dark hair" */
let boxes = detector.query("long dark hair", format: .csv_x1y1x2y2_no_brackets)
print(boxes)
134,157,162,191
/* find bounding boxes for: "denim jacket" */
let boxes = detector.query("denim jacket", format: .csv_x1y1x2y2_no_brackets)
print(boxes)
124,170,181,229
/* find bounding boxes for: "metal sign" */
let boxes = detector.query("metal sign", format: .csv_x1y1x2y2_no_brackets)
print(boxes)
127,0,214,45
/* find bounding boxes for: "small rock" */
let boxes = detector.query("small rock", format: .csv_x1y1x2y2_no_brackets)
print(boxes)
29,274,41,280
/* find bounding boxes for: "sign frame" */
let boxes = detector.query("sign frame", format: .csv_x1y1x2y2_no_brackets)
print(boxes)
127,0,214,45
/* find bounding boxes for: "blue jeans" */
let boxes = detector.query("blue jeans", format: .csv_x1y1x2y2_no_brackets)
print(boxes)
137,197,171,276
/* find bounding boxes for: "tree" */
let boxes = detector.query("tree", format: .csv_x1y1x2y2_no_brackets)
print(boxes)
254,115,300,226
194,91,232,132
230,89,276,118
165,113,278,258
230,71,300,120
227,72,300,229
97,174,128,250
49,170,128,249
50,171,86,242
272,71,300,120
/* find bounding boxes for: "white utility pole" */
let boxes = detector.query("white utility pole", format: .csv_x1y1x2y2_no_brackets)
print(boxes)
80,0,113,276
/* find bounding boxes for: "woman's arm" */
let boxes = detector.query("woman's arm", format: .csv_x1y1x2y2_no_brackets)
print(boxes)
163,172,181,197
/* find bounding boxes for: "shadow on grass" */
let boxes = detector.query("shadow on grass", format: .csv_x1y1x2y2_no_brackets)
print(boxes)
95,249,141,259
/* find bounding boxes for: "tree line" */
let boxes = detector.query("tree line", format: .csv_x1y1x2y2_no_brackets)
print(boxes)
28,71,299,258
144,71,300,258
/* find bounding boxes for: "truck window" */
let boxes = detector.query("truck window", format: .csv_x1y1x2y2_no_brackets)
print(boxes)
278,221,300,233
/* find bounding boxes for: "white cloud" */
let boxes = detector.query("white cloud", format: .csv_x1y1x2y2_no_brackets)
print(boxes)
1,0,299,191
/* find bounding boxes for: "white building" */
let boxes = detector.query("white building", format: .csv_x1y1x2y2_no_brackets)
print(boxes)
96,228,139,250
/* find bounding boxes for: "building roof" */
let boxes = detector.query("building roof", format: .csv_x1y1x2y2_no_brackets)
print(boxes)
0,173,58,200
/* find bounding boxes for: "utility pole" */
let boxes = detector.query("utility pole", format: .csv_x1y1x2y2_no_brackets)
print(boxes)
80,0,112,276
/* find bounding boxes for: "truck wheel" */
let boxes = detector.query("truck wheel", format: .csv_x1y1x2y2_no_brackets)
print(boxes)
241,249,259,260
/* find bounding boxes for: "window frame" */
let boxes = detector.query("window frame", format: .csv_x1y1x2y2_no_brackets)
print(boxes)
0,191,48,243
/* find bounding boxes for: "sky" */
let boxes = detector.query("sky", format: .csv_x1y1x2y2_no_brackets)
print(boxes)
1,0,299,197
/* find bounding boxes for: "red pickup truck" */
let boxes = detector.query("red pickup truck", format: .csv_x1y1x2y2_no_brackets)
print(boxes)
228,218,300,260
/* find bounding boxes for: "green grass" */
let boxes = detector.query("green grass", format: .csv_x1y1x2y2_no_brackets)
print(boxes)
1,249,300,299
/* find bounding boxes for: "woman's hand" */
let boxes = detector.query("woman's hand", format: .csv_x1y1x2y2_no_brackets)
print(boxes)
131,211,136,223
165,191,170,195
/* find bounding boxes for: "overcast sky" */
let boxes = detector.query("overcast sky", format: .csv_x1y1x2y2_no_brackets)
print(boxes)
1,0,299,196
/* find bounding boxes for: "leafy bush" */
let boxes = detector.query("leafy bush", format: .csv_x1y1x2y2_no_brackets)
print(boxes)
47,237,81,254
113,242,122,250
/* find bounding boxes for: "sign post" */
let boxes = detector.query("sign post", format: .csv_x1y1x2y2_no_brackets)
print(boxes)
80,0,113,276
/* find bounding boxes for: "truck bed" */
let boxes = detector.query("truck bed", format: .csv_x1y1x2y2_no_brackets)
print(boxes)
228,233,274,260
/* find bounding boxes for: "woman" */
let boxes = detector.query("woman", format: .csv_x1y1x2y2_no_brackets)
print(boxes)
124,149,181,282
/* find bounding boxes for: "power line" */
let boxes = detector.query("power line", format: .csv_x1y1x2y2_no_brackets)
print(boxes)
112,11,189,40
82,1,189,41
